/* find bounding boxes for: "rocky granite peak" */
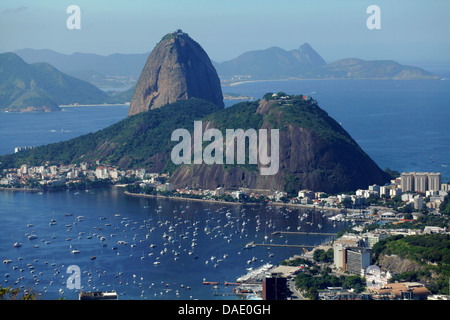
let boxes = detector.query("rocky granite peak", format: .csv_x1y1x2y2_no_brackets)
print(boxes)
128,30,224,116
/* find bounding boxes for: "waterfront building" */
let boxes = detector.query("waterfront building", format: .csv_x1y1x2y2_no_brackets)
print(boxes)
414,173,428,193
315,192,326,199
263,272,287,300
157,183,174,192
368,282,430,300
298,189,314,199
401,172,442,193
231,190,245,200
215,187,225,197
428,173,442,191
273,190,287,202
95,166,109,179
333,235,366,271
346,247,371,275
401,172,415,192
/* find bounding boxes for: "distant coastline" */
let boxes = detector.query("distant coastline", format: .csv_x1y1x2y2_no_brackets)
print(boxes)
59,103,130,107
123,190,349,213
222,77,442,87
0,186,40,192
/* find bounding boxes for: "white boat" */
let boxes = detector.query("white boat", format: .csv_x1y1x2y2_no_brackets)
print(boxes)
13,242,22,247
28,235,38,240
71,249,80,254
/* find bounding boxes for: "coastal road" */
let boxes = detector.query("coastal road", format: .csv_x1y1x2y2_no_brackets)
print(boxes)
288,279,305,300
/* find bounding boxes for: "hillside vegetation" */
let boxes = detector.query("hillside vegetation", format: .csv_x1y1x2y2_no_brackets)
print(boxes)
0,52,109,111
0,98,222,172
372,234,450,294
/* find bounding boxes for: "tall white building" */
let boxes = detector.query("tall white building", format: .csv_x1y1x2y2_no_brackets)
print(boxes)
414,173,428,193
428,173,442,191
414,194,423,210
401,173,415,192
401,172,442,193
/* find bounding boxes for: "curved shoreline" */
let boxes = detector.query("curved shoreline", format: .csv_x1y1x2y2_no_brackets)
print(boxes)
124,190,247,206
123,190,346,213
0,186,41,192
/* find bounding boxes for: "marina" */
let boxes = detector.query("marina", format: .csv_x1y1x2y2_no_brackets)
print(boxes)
0,187,345,300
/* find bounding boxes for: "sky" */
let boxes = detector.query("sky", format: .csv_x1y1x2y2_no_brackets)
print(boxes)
0,0,449,66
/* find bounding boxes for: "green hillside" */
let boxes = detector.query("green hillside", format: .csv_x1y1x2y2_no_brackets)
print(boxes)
0,98,222,171
0,52,109,111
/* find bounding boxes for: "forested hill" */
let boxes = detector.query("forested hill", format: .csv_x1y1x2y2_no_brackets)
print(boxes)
0,52,109,112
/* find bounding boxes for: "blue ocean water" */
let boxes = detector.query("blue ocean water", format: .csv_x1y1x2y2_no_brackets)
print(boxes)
0,79,449,300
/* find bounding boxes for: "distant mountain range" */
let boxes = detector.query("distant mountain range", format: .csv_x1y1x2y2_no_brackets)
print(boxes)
214,43,439,81
14,48,147,89
213,43,327,80
14,43,439,90
2,43,440,112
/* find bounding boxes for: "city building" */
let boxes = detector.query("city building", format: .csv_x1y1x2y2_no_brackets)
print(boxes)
428,173,442,191
273,190,287,202
298,189,314,199
401,172,442,193
414,173,428,193
333,243,347,271
95,166,109,179
263,272,287,300
333,235,366,271
414,194,423,210
401,172,415,192
368,282,430,300
363,230,389,248
345,247,371,275
215,187,225,197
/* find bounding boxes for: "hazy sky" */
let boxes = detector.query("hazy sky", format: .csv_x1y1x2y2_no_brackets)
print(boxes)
1,0,449,65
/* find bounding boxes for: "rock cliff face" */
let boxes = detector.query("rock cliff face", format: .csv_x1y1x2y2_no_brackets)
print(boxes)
169,96,390,194
378,254,422,274
128,30,224,116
